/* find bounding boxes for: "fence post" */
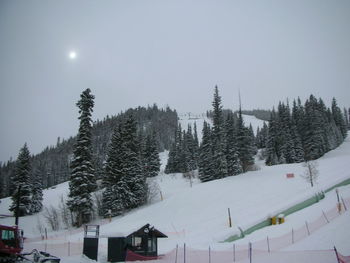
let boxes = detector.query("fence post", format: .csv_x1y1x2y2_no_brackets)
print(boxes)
292,228,294,244
334,246,341,263
341,197,347,211
336,189,342,214
305,221,310,236
249,242,252,263
184,243,186,263
68,241,70,256
267,236,270,253
228,208,232,228
175,244,178,263
233,243,235,262
322,210,329,223
209,246,211,263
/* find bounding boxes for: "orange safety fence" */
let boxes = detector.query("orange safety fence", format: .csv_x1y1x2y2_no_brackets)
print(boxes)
23,198,350,262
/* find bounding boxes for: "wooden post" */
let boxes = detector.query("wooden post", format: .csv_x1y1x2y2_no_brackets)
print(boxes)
341,197,347,211
209,246,211,263
184,243,186,263
292,228,294,244
249,242,252,263
68,241,70,256
160,190,164,201
336,189,342,213
228,208,232,228
334,246,341,263
305,221,310,236
233,243,235,262
336,189,340,202
267,236,270,253
322,210,329,223
175,244,178,263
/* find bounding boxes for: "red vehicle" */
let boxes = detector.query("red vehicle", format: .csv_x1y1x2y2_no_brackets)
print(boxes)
0,224,23,262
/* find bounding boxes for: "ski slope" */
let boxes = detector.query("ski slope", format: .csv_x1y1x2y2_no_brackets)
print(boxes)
0,114,349,263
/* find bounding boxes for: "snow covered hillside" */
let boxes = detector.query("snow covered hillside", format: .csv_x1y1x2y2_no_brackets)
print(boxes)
178,113,266,140
0,114,349,263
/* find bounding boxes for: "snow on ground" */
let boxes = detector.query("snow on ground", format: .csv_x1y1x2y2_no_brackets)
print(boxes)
1,114,349,263
241,114,266,135
178,113,266,140
178,113,208,142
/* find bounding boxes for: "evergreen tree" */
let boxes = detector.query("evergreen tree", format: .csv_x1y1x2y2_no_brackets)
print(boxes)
343,107,349,131
119,114,147,209
67,88,96,226
225,112,242,176
101,185,115,217
265,95,346,166
248,124,258,156
211,86,228,178
198,121,214,182
332,98,347,139
193,122,199,150
278,102,296,163
236,107,254,171
102,114,147,216
265,109,279,166
212,86,224,140
165,124,183,174
104,125,124,186
30,170,43,213
142,131,161,177
303,95,326,160
184,125,197,171
291,121,304,163
101,124,124,216
9,143,32,216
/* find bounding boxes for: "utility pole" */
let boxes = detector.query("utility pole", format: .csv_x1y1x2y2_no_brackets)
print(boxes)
15,186,21,226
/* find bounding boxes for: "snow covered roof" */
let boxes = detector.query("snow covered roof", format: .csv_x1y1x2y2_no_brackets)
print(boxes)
99,223,167,238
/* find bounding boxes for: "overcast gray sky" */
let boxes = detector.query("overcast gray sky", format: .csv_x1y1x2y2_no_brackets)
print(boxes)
0,0,349,163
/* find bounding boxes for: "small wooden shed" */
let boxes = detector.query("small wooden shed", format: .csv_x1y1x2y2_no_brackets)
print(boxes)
107,224,167,262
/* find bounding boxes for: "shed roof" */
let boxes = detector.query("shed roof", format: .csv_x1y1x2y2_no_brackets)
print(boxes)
128,224,167,238
100,223,167,238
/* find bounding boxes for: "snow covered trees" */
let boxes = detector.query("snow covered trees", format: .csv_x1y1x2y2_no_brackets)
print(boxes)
67,88,96,226
102,114,149,217
265,95,347,166
235,108,255,172
9,144,43,216
301,160,319,187
142,131,161,178
9,143,32,216
165,122,199,174
30,171,43,213
198,87,253,182
211,86,228,179
198,121,214,182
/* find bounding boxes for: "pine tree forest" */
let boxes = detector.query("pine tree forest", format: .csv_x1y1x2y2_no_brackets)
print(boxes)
1,86,348,226
9,143,43,216
265,96,347,165
0,104,178,198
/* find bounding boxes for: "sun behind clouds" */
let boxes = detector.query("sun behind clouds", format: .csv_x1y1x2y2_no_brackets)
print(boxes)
68,51,77,60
